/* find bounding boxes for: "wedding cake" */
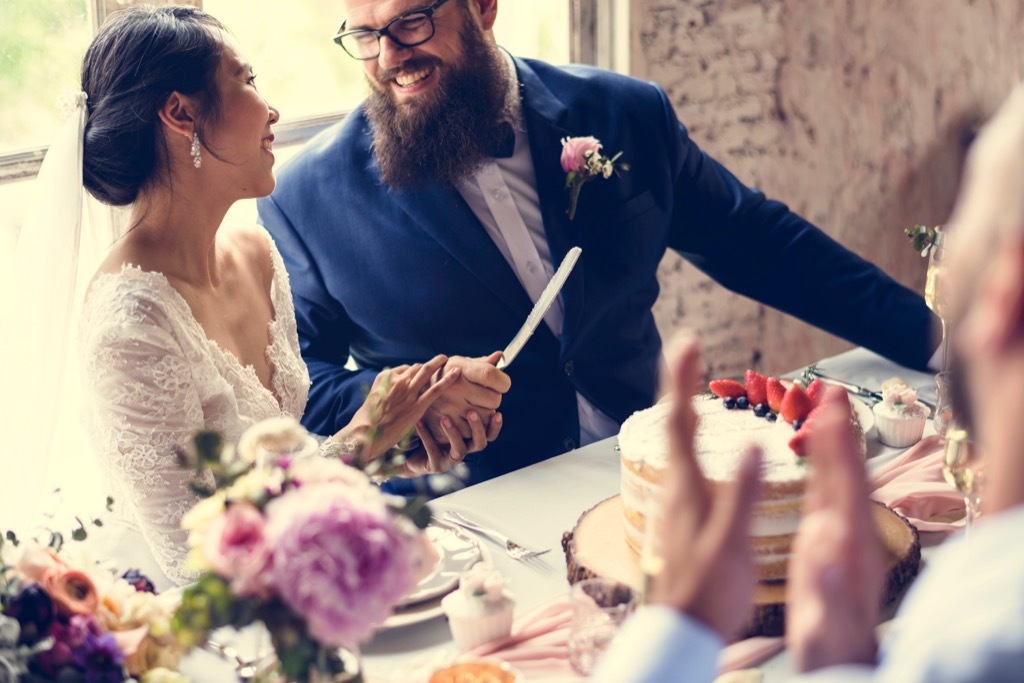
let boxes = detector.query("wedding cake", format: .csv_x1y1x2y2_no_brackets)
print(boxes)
618,373,860,582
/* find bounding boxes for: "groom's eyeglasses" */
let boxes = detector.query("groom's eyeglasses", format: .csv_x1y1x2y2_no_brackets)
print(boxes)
334,0,453,61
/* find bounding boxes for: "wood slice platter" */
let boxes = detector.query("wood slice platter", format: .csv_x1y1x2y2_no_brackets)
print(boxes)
561,495,921,638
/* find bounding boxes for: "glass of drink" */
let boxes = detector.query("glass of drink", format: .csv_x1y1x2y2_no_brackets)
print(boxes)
924,227,950,371
567,578,637,675
942,426,984,534
932,371,955,438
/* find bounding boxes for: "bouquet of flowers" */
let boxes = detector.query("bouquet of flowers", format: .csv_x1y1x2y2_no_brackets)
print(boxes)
171,417,439,683
0,526,184,683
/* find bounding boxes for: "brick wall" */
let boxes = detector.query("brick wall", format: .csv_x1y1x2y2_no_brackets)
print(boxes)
633,0,1024,378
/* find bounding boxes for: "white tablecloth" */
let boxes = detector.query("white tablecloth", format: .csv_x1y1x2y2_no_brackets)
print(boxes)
180,346,947,681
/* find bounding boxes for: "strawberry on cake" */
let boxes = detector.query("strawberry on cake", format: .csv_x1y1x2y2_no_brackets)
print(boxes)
619,371,861,582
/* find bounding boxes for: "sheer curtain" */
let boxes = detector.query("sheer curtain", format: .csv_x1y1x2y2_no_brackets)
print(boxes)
0,96,123,538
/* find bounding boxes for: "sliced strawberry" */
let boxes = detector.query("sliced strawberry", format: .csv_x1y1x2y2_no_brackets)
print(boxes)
744,370,767,406
805,379,827,406
788,423,814,457
780,384,813,424
766,377,786,413
821,386,853,418
709,379,746,400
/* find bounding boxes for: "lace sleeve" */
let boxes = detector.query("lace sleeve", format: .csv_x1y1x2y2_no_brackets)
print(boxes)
81,304,207,586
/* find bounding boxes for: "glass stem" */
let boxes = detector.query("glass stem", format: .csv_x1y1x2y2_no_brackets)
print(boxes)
940,318,950,373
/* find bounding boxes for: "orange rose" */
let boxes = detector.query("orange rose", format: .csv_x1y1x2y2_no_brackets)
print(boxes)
41,567,99,615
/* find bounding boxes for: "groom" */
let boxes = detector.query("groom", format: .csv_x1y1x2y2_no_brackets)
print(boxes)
258,0,935,484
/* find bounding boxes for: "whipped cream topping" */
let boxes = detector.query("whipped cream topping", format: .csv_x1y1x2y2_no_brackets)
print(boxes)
618,396,809,484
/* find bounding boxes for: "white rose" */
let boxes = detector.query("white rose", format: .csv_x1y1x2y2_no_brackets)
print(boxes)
139,666,190,683
237,416,311,464
180,493,226,539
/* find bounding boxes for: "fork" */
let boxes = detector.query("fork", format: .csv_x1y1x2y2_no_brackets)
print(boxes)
442,510,551,561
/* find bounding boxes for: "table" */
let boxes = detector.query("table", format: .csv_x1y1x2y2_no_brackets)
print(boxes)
359,346,947,681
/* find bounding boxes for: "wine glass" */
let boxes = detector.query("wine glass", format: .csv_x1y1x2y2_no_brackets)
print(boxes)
941,427,984,534
932,371,955,439
924,227,950,371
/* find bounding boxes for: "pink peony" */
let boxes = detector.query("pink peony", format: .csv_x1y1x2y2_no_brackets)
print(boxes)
202,502,272,596
560,136,602,173
263,483,417,648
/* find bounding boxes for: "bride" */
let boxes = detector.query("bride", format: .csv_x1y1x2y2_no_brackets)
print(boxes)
58,6,500,586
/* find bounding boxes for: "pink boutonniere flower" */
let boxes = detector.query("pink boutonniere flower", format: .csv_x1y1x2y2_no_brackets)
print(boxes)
560,136,629,220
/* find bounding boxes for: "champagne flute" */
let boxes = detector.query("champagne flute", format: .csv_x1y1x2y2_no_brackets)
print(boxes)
942,427,983,534
924,227,950,371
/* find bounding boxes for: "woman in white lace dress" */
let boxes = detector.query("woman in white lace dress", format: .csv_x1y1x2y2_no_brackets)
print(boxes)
75,7,498,586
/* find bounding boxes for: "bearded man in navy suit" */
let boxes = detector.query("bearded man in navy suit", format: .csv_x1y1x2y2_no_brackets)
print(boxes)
258,0,935,485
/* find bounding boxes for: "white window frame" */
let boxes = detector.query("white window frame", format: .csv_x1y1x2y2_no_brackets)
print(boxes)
0,0,622,185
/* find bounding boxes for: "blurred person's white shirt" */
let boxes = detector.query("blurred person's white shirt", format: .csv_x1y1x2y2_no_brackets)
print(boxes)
593,504,1024,683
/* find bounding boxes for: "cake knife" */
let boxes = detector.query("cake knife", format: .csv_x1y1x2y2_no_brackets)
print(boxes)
496,246,582,370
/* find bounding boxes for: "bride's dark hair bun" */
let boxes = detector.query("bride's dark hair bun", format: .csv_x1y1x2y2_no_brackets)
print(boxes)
81,6,225,206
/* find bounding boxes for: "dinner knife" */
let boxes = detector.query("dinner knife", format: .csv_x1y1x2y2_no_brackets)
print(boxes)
496,246,582,370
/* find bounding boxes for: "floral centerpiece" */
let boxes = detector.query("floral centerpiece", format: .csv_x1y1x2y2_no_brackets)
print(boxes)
0,521,184,683
171,416,440,683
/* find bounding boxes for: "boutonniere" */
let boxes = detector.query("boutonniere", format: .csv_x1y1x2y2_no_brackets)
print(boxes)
560,136,629,220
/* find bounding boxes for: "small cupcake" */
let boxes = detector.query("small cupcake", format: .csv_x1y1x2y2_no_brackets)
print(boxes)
441,564,515,650
873,384,930,447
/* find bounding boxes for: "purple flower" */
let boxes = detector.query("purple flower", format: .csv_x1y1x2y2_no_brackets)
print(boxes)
263,483,416,647
119,568,156,594
5,583,54,644
72,632,127,683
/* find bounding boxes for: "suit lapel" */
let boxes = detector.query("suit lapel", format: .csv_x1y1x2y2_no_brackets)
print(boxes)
516,58,586,347
386,179,534,321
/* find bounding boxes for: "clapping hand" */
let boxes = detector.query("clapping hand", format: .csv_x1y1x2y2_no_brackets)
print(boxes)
786,405,885,671
649,334,763,639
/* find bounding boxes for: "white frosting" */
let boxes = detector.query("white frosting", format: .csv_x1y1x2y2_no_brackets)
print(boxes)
618,396,809,484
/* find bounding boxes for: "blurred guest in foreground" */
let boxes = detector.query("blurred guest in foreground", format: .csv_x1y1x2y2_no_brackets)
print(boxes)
593,82,1024,683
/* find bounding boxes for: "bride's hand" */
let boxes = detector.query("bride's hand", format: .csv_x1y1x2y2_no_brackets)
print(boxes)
398,409,502,476
350,355,461,460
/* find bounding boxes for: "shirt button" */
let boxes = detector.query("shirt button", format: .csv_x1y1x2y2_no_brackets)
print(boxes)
563,437,577,451
527,261,538,274
564,360,574,376
493,189,508,201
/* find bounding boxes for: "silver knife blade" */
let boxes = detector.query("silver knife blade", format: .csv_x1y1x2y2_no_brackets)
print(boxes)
497,246,582,370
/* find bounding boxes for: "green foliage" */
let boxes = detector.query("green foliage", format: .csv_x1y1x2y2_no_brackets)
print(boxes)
905,224,940,257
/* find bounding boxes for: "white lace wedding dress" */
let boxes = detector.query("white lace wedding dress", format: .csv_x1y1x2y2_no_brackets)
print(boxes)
79,230,310,586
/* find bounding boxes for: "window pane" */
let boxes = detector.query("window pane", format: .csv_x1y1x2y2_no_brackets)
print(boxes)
494,1,570,64
0,0,92,153
202,0,371,121
202,1,570,124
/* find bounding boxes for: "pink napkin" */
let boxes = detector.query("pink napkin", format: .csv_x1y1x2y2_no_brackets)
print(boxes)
869,434,965,533
465,596,784,681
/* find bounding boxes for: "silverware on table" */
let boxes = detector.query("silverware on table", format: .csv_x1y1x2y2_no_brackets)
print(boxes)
803,365,936,412
441,510,551,562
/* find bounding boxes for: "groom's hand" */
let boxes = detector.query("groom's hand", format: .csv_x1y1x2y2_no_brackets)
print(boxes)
423,351,509,450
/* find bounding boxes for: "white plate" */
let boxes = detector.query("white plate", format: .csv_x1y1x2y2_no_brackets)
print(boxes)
849,393,876,437
382,526,483,630
397,526,481,607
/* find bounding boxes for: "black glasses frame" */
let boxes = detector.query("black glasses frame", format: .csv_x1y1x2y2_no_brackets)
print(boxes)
333,0,453,61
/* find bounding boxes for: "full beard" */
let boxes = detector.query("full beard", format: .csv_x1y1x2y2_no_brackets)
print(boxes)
365,23,512,189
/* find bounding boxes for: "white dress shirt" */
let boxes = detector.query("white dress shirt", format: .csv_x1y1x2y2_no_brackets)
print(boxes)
456,54,618,446
593,504,1024,682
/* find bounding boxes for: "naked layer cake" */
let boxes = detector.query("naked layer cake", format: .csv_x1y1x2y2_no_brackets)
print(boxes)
619,373,860,582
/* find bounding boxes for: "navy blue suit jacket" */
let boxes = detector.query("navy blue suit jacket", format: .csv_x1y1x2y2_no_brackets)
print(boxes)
258,58,935,484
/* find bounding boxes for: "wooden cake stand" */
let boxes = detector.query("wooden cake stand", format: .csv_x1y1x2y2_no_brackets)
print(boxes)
561,495,921,638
